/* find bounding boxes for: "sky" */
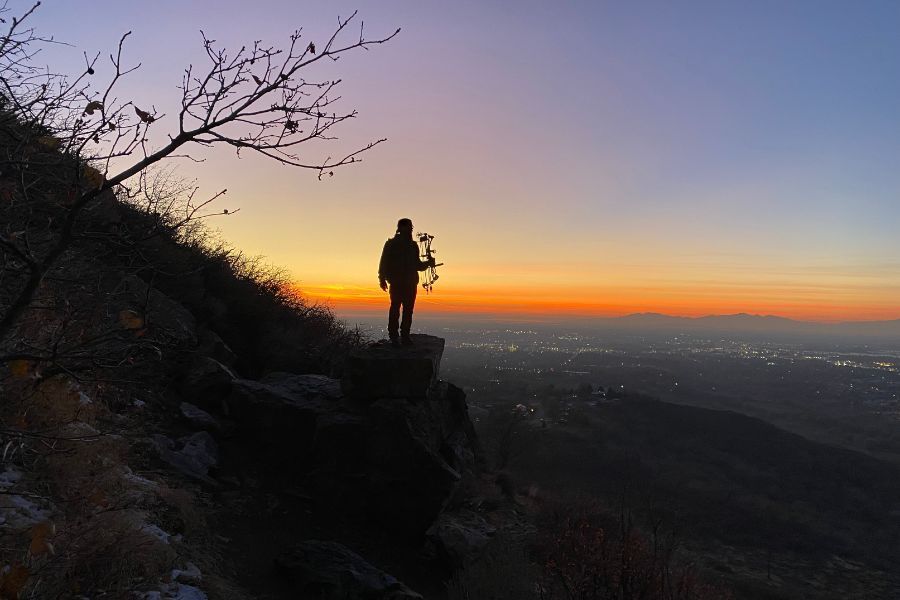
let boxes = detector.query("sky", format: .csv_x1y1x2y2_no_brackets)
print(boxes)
23,1,900,322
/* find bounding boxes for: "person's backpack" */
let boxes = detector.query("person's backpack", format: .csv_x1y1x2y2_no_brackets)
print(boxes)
383,236,407,282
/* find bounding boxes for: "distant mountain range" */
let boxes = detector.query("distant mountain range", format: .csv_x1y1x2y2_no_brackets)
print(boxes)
588,312,900,340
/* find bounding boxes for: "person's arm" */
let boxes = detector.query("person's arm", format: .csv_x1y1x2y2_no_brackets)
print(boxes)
378,240,390,291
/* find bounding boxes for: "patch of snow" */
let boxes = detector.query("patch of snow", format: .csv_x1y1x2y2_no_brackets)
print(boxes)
139,523,171,544
67,381,93,406
0,494,49,530
171,562,202,585
122,468,158,488
164,583,207,600
133,399,146,408
0,466,22,489
154,432,218,482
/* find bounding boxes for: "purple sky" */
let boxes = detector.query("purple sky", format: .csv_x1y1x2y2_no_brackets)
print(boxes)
22,1,900,320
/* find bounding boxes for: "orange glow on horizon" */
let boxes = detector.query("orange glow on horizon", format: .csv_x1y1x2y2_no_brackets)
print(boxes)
293,282,900,323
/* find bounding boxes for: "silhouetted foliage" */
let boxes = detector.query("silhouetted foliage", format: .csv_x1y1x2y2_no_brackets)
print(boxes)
532,496,731,600
129,210,364,376
0,1,396,351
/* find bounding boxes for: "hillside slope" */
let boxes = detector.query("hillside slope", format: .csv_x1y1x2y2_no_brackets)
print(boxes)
0,110,493,598
498,395,900,598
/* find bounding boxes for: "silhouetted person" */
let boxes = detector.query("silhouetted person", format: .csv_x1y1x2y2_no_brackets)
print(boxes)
379,218,434,346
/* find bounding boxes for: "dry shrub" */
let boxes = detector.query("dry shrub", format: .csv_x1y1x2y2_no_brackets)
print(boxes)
0,374,198,598
447,535,540,600
22,377,101,430
22,377,128,507
33,510,177,597
532,496,732,600
154,234,363,377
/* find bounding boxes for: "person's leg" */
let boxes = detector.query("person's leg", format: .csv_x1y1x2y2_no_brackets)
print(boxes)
400,283,417,343
388,284,402,343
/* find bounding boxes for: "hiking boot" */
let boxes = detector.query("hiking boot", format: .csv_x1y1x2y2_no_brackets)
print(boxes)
389,336,401,347
401,335,414,346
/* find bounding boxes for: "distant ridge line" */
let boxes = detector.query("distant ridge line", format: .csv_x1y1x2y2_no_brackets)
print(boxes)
617,312,900,326
602,312,900,339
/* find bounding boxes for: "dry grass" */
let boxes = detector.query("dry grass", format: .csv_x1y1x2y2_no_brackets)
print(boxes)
0,367,243,598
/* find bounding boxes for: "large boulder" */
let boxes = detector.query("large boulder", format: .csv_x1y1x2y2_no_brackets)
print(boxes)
342,335,444,401
275,541,422,599
222,340,481,537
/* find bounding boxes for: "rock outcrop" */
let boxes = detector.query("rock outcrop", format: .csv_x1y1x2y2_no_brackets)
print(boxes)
342,335,444,401
306,382,473,536
222,335,480,537
275,541,422,600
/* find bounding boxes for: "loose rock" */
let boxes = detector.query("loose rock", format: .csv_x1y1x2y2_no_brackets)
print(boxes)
153,432,218,483
179,402,221,433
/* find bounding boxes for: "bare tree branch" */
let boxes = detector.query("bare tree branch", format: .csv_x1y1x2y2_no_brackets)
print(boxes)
0,4,398,344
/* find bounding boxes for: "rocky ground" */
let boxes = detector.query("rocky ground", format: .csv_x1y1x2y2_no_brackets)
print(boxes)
1,327,508,599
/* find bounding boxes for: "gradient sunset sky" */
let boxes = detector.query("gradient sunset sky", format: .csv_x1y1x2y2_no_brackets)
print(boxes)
30,1,900,321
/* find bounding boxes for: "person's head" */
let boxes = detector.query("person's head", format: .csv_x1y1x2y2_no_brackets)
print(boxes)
396,218,413,237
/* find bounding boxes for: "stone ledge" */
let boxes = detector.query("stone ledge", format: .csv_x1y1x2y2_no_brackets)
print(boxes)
341,334,445,401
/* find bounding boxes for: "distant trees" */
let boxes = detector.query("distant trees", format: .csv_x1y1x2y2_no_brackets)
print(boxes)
0,1,397,358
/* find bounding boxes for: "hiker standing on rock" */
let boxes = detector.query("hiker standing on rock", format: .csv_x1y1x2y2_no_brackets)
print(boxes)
378,218,435,346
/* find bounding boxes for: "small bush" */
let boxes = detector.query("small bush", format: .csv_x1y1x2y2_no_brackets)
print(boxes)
532,496,731,600
447,536,540,600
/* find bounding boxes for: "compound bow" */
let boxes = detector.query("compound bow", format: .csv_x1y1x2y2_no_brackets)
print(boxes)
417,232,443,293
